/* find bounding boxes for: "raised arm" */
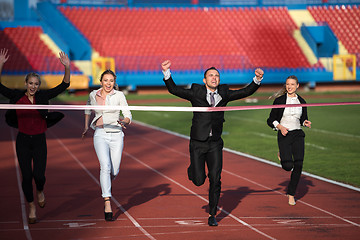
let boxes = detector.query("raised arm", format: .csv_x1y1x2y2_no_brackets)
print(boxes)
161,60,171,73
254,68,264,82
0,48,9,80
44,51,71,99
0,49,17,99
59,51,70,84
228,68,264,101
161,60,193,101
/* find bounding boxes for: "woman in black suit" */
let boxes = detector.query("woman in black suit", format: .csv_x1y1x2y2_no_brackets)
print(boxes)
0,48,71,223
267,75,311,205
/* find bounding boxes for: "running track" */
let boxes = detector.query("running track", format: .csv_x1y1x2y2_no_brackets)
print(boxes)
0,109,359,240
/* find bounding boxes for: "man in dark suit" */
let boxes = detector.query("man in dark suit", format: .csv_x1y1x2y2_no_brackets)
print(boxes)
161,60,264,226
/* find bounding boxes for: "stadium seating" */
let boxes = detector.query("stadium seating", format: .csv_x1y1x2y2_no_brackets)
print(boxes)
1,26,80,74
59,6,320,72
308,5,360,66
6,5,359,75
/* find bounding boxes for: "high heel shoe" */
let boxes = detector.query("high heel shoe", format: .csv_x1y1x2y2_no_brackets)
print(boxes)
38,200,46,208
104,211,113,221
104,198,113,221
28,217,37,224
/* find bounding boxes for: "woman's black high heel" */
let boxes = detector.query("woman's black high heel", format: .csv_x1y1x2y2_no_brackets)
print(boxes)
104,198,113,221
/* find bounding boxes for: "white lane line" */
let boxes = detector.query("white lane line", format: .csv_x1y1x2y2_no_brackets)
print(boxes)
253,132,327,150
305,143,327,150
136,216,334,220
224,148,360,192
222,169,360,227
311,128,360,139
10,129,32,240
230,115,360,139
123,151,277,240
0,222,353,230
134,120,360,192
133,121,360,227
51,132,156,240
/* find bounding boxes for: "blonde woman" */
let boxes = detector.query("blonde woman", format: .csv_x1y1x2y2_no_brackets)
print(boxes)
267,75,311,206
0,49,71,223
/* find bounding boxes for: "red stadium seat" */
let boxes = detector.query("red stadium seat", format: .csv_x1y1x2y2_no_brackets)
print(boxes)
1,26,81,73
57,6,326,71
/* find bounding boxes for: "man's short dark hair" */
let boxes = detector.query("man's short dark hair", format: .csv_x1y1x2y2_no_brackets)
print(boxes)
204,67,220,78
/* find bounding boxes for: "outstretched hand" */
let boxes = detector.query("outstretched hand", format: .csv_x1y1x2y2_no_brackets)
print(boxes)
59,51,70,68
161,60,171,72
255,68,264,81
0,48,9,65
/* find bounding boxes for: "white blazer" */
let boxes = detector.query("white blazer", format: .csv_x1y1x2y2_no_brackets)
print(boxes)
85,89,132,132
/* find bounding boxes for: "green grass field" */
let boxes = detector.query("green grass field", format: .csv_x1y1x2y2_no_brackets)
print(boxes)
58,90,360,187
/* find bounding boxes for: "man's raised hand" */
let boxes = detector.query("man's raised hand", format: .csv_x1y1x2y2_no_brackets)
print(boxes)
161,60,171,72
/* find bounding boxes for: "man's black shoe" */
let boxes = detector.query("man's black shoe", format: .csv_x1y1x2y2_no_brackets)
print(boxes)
208,215,218,226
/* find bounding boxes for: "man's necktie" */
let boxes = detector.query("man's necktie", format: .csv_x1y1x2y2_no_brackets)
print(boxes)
210,92,215,107
209,92,215,136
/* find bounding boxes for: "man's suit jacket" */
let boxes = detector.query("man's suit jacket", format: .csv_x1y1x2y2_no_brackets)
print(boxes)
164,76,260,141
267,94,308,130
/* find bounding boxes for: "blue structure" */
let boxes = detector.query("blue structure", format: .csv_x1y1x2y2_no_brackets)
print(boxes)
37,2,91,61
301,23,339,58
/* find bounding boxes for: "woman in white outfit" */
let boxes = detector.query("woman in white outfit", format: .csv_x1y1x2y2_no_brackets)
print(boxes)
82,69,132,221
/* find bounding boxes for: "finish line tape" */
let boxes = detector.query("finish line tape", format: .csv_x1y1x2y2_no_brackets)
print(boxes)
0,102,359,112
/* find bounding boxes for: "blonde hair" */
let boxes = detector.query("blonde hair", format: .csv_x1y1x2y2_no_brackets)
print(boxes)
25,72,41,85
269,75,299,99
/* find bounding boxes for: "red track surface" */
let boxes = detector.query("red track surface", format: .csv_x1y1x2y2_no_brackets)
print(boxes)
0,110,359,240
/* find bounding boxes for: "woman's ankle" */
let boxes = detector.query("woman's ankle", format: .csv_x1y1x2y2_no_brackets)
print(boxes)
28,202,36,218
37,191,45,200
104,198,112,213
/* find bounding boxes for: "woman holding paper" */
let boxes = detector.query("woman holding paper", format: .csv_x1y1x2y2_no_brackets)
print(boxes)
82,69,131,221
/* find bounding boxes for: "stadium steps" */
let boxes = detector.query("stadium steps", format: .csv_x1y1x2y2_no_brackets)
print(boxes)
288,9,319,67
308,5,360,67
1,26,88,89
39,33,61,56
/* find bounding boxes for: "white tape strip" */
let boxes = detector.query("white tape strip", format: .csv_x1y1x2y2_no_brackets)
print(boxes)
0,102,359,112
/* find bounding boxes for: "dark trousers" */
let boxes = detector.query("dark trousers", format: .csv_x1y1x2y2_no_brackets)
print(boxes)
277,129,305,196
188,137,223,216
16,132,47,203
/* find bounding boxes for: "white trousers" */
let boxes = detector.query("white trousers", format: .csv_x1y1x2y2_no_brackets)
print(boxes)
93,128,124,198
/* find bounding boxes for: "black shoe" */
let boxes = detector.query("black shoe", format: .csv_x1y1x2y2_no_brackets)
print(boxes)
104,198,114,221
28,217,37,224
104,211,113,221
208,215,218,226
